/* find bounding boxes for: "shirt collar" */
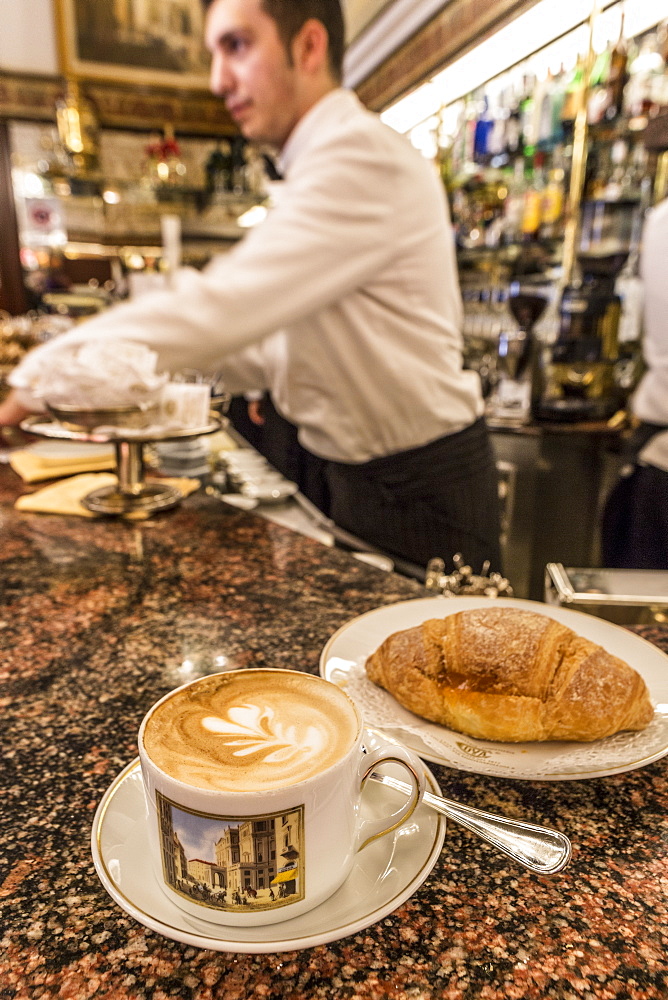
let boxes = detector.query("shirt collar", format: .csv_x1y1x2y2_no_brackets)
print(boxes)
277,88,360,177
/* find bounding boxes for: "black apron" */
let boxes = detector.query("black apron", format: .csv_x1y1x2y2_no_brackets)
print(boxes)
601,421,668,569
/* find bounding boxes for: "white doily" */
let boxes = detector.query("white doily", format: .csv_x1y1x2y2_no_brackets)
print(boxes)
329,659,668,781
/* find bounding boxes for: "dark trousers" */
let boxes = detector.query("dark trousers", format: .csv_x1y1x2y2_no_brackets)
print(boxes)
323,419,502,575
601,464,668,569
238,396,502,576
601,422,668,569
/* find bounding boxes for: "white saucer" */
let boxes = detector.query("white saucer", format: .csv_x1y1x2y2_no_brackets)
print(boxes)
91,737,445,953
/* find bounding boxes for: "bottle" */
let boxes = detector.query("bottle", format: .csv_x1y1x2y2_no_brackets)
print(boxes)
160,124,186,186
561,58,584,130
503,82,523,159
521,154,545,241
463,98,478,165
473,96,494,163
519,74,537,156
616,256,644,347
55,80,99,177
602,139,628,201
622,144,651,203
649,24,668,108
449,103,469,179
624,34,665,127
548,67,567,144
487,93,508,160
605,11,629,122
541,161,565,239
205,141,233,195
503,158,526,243
242,147,268,196
144,125,186,187
587,46,611,125
537,71,562,148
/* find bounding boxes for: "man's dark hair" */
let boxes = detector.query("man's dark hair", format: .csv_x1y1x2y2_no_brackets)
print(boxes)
202,0,346,82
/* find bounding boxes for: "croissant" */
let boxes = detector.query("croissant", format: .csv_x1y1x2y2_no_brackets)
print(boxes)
365,606,654,742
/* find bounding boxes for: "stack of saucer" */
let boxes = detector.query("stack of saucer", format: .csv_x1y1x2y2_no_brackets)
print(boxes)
155,438,211,478
222,451,298,504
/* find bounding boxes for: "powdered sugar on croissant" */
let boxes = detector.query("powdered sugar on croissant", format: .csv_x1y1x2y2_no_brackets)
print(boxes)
365,606,654,742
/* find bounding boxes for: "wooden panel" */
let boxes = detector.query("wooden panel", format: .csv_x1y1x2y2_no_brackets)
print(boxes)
356,0,542,112
0,121,28,316
0,71,235,136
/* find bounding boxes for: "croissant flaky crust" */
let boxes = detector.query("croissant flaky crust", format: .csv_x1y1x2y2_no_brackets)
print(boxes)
365,606,654,742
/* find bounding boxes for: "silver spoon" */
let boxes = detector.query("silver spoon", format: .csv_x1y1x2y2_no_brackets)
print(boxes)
369,770,572,875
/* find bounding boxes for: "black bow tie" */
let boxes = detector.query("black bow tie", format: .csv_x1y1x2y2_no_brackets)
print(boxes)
262,154,283,181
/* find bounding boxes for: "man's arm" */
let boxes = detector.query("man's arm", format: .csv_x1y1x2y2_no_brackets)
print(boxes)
8,122,401,401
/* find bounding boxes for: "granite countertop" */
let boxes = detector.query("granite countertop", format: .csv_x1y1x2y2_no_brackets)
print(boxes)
1,464,668,1000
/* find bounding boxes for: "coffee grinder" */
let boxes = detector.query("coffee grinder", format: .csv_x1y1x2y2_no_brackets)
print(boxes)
534,198,641,421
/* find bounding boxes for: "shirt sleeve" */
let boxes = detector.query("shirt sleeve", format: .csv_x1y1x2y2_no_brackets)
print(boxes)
630,199,668,424
10,123,408,399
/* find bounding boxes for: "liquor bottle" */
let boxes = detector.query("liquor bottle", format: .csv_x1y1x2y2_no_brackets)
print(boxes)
503,82,523,159
142,125,186,188
241,147,268,196
463,99,479,165
536,70,564,148
473,96,494,163
519,74,537,156
502,158,526,243
487,91,509,160
624,34,665,127
541,160,566,239
605,11,629,122
587,46,611,125
205,141,233,195
55,80,99,177
560,58,585,130
602,139,629,201
160,124,186,186
521,154,545,241
616,255,644,347
449,103,469,179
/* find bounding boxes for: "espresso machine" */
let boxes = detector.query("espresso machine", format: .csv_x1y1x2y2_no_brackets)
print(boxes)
534,198,642,421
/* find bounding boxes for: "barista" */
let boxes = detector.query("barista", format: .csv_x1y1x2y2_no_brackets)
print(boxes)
601,195,668,569
0,0,501,575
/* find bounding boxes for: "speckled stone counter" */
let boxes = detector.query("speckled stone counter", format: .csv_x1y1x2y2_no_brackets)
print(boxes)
1,464,668,1000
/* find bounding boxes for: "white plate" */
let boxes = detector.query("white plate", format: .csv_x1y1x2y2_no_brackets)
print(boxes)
320,597,668,781
91,735,445,954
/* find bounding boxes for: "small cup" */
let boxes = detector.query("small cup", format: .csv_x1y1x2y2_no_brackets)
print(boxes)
160,382,211,429
138,668,425,926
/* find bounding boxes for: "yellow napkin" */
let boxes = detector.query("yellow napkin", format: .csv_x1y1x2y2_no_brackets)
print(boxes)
9,446,115,483
15,473,201,520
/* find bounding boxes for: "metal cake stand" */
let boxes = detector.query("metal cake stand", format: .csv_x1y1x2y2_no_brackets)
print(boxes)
20,411,225,516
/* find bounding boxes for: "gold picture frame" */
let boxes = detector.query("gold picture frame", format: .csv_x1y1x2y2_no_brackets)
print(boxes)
54,0,212,91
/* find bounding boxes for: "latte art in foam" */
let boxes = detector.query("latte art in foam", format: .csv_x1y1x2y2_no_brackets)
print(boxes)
202,703,326,764
142,670,360,792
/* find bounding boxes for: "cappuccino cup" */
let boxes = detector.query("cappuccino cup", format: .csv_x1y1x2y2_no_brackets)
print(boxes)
138,668,425,926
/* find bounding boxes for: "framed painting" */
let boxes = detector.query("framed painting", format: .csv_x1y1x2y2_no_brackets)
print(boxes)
54,0,212,91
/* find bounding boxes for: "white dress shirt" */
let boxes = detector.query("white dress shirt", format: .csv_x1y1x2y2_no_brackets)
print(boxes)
11,89,482,463
630,196,668,471
632,196,668,427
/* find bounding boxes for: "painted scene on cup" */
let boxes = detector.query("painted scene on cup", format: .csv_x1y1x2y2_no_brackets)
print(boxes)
156,792,305,912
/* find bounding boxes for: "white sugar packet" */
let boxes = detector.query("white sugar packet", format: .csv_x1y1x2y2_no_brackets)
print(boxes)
160,382,211,429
